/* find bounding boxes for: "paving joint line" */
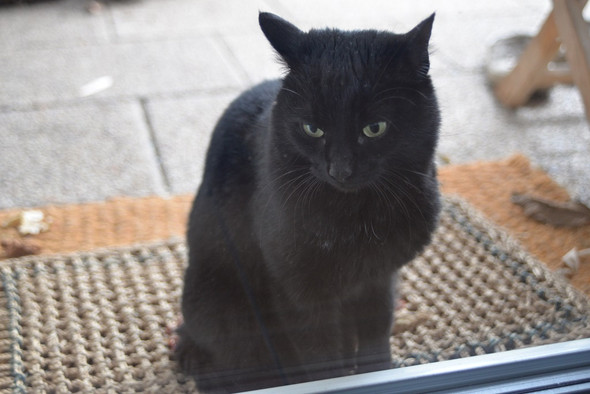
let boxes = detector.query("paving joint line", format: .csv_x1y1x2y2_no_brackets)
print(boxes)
138,96,172,195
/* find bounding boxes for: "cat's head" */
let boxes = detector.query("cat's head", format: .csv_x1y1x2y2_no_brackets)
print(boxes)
260,12,439,193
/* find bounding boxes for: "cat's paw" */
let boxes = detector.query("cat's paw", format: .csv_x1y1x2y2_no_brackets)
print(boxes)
173,323,214,377
166,314,184,352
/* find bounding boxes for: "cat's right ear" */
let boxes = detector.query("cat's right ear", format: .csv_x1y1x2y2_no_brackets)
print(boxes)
259,12,303,67
404,13,435,77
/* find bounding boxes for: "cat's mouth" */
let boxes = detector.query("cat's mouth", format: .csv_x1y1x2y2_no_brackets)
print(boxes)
327,179,366,193
311,168,370,193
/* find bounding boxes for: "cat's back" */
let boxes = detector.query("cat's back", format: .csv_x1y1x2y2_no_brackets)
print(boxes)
199,79,280,195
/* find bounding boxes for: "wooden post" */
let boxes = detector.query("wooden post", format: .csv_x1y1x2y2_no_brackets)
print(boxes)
494,11,562,107
553,0,590,122
494,0,590,125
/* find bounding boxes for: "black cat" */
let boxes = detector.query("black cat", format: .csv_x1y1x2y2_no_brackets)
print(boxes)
176,12,440,393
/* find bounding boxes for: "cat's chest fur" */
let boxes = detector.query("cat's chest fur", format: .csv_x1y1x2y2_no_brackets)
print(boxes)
252,180,414,294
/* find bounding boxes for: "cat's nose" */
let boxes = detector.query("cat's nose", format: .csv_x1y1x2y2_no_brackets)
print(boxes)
328,163,353,183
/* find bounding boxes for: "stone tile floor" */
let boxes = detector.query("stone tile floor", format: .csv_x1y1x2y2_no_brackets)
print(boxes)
1,0,588,209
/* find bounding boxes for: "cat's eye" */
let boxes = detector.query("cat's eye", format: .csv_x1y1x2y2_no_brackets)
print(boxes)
302,124,325,138
362,121,388,138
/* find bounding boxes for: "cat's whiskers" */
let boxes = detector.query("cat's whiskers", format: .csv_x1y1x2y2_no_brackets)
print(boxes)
384,86,429,100
259,165,310,218
294,174,322,216
380,171,428,225
371,222,382,241
360,219,382,243
394,167,436,181
280,170,315,210
371,87,421,105
368,181,397,241
362,220,371,240
384,169,424,195
373,178,410,221
370,95,416,107
280,87,305,100
257,166,312,244
274,168,309,190
373,175,420,247
308,178,323,209
388,166,439,208
264,160,308,194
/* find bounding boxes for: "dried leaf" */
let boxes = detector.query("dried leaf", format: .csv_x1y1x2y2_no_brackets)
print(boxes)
511,193,590,227
1,239,41,258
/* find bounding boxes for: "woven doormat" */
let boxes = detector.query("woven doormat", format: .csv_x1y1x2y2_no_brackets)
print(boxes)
1,197,589,392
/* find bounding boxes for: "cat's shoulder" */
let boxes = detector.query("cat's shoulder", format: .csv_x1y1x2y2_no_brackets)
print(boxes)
223,79,282,124
200,79,281,193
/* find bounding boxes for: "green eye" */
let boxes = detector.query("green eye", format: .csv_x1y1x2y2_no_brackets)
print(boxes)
302,124,325,138
362,121,388,138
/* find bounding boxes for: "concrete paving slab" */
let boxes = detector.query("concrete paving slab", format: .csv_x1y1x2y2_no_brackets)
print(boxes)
431,13,546,72
0,0,111,53
436,73,588,161
380,0,547,23
145,92,238,195
435,72,590,204
0,100,166,209
273,0,542,31
273,0,427,31
220,33,285,84
0,0,589,211
107,0,276,39
0,37,244,109
503,85,588,125
435,73,529,164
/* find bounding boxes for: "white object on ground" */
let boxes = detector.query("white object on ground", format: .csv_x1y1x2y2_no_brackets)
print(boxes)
79,76,114,97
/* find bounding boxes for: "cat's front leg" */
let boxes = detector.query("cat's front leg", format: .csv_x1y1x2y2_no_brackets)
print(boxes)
275,298,349,383
345,279,395,374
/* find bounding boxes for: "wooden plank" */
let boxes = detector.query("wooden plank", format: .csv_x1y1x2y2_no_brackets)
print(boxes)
494,12,562,107
553,0,590,122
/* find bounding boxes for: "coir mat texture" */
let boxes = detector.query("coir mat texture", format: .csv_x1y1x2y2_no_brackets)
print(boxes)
1,197,589,392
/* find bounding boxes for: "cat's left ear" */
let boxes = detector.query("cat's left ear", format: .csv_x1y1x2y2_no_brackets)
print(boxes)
405,13,435,77
259,12,304,67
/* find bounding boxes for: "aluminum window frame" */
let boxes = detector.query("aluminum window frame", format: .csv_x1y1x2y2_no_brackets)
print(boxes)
246,338,590,393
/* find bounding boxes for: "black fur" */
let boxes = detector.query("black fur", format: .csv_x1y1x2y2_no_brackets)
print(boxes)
176,12,441,392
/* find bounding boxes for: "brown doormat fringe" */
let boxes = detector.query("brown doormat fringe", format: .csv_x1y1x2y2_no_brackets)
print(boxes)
0,195,194,257
1,197,589,392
